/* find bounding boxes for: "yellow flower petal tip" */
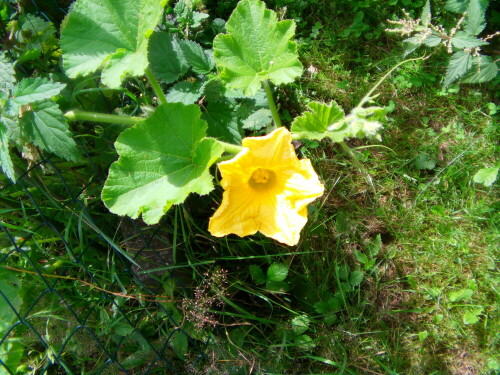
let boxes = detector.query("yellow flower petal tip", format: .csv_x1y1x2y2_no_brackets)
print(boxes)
208,127,324,246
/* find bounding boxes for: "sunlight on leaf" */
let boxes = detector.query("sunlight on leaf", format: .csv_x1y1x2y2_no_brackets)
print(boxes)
61,0,165,87
102,103,223,224
213,0,302,96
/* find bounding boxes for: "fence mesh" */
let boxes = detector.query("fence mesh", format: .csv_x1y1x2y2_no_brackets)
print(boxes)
1,0,268,372
0,148,209,374
0,1,216,373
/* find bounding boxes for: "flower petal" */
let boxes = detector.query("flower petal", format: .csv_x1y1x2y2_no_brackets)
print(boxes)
242,127,299,168
208,187,261,238
209,127,324,246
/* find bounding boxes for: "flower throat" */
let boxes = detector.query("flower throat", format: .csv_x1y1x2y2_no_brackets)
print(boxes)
249,168,276,189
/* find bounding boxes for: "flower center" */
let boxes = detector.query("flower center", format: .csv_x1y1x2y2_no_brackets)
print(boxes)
249,168,275,190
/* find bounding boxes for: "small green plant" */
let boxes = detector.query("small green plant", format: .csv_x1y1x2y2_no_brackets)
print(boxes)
355,234,382,272
473,165,499,186
249,262,290,292
0,57,79,181
313,264,364,324
387,0,499,86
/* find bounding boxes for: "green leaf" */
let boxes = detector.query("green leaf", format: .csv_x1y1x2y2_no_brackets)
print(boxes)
444,51,472,87
337,265,350,281
0,341,24,374
101,103,223,224
179,40,215,74
170,331,188,358
343,106,385,140
213,0,302,96
291,315,310,335
295,334,315,350
473,167,498,187
0,52,15,99
445,0,469,12
265,280,289,292
463,308,483,325
236,90,271,130
11,77,66,105
445,0,489,13
465,0,486,35
314,297,341,314
148,32,189,84
202,100,243,144
462,55,498,84
61,0,165,88
291,101,345,141
113,321,135,337
20,101,80,162
448,288,474,302
166,81,205,105
0,268,23,331
403,37,422,57
421,0,431,26
249,265,266,284
450,32,488,49
18,14,56,50
121,350,152,369
267,263,288,282
424,34,442,47
349,270,364,286
242,108,272,130
313,301,329,314
0,120,15,182
418,330,429,342
354,250,368,264
368,234,382,257
415,153,436,170
191,11,210,28
17,49,42,64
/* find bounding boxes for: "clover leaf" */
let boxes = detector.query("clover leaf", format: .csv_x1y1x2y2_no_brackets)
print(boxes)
102,103,224,224
213,0,302,97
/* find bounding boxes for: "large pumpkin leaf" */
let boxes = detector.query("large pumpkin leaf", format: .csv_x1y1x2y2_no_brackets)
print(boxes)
102,103,224,224
213,0,302,97
61,0,165,88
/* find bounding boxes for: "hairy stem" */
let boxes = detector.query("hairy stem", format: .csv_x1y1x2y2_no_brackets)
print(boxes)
339,141,376,194
356,55,428,108
263,80,282,129
65,110,141,126
144,67,167,105
211,138,244,154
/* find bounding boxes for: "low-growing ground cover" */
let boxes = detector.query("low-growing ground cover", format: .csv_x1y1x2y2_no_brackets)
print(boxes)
0,0,498,374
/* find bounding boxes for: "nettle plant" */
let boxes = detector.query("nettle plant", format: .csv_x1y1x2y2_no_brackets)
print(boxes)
1,0,386,246
387,0,499,87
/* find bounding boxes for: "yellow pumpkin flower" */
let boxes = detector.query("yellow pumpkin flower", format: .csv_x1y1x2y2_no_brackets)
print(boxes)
208,127,324,246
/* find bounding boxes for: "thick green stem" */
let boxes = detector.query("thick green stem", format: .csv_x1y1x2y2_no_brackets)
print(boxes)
263,80,282,129
339,141,376,194
144,67,167,105
356,55,427,108
211,138,243,154
65,110,141,126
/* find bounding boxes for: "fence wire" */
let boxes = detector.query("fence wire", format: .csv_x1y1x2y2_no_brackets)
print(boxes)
0,150,208,374
1,2,221,373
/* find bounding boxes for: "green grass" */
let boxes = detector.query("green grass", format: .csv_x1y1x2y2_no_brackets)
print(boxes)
1,0,498,374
